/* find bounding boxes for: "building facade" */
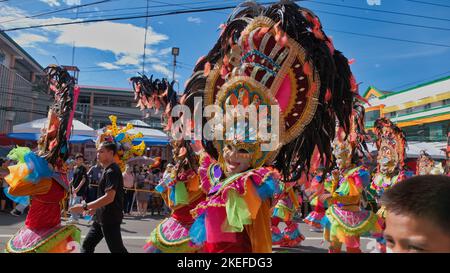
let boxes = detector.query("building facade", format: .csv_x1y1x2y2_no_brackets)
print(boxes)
364,76,450,142
76,85,163,130
0,32,49,134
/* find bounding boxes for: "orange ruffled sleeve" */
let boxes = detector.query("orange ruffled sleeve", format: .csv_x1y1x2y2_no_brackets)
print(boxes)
245,199,272,253
8,178,53,197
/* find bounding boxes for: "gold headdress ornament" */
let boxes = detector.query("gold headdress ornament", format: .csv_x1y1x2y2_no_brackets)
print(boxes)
332,100,369,165
416,150,444,175
97,115,146,171
183,1,357,181
374,117,407,170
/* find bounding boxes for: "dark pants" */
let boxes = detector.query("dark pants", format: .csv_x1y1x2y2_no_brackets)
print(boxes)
123,189,134,214
150,194,163,215
81,221,128,253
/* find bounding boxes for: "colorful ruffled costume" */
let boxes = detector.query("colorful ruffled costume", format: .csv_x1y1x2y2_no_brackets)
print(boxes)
5,150,80,253
144,168,206,253
304,175,332,229
272,182,305,247
367,118,410,252
188,153,278,253
321,167,382,252
4,66,81,253
369,171,409,216
319,99,382,253
181,0,359,253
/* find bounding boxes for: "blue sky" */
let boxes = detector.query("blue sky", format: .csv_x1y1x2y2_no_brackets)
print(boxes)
1,0,449,95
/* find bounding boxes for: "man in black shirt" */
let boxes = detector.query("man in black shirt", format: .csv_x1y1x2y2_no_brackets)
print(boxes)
68,153,88,224
69,142,128,253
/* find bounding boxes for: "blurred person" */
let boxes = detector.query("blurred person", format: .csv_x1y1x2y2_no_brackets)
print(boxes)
0,158,9,212
87,161,103,203
135,166,150,217
69,142,128,253
67,153,88,224
122,165,135,215
67,159,75,181
381,175,450,253
149,168,163,216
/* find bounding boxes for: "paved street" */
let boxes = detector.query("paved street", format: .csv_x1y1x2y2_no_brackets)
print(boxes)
0,211,377,253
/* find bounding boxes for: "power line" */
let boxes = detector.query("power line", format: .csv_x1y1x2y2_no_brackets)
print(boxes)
314,9,450,32
0,0,112,25
55,6,450,33
0,90,52,108
387,70,450,91
0,107,48,117
2,1,449,49
404,0,450,8
0,0,233,25
80,59,193,73
303,0,450,22
80,64,193,73
149,0,229,15
326,28,450,48
0,2,263,32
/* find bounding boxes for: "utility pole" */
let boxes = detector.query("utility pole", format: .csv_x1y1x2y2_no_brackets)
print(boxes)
142,0,149,74
172,47,179,83
71,7,79,67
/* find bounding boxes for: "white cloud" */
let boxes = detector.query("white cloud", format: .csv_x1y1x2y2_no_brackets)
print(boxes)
187,16,202,24
159,47,172,56
146,57,160,63
13,33,49,47
0,4,171,76
55,21,168,56
116,54,140,66
0,5,76,30
63,0,81,5
40,0,61,7
97,62,120,70
35,47,51,56
123,69,138,74
151,64,172,78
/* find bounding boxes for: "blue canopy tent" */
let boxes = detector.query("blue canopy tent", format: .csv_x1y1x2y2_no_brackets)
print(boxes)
132,137,169,146
8,118,97,144
7,133,95,144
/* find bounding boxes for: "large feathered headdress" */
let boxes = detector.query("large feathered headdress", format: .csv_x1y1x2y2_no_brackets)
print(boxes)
97,115,146,171
130,75,178,130
182,1,357,181
374,117,407,169
333,98,369,165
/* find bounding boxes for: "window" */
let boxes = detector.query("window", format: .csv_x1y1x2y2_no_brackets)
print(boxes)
78,95,90,104
0,50,5,65
405,108,413,114
365,110,380,122
424,103,431,110
109,99,132,108
94,96,109,106
390,111,397,118
443,99,450,106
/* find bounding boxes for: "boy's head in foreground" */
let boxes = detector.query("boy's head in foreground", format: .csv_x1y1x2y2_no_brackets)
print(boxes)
382,175,450,253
